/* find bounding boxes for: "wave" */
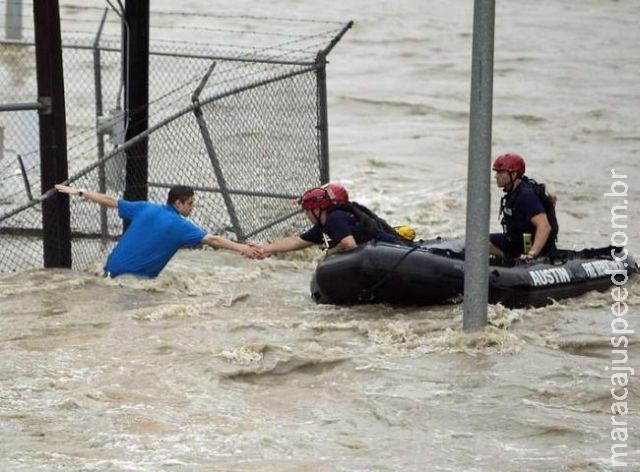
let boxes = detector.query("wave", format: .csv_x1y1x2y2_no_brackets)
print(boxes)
129,297,250,321
218,343,349,379
339,96,468,120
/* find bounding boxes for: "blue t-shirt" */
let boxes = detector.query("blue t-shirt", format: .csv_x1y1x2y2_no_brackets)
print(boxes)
105,200,207,278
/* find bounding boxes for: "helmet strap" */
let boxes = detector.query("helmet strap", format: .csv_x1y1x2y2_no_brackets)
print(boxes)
506,171,522,191
311,208,323,225
498,195,506,219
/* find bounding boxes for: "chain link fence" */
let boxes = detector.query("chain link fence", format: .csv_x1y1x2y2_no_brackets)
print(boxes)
0,3,351,273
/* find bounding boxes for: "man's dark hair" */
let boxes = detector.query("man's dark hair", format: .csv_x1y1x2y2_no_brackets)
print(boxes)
167,185,195,205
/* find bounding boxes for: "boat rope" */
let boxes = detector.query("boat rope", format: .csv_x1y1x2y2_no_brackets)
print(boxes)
358,244,421,302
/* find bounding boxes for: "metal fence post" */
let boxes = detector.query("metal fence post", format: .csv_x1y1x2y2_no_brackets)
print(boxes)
93,8,109,245
315,50,330,184
191,62,244,241
315,21,352,185
17,154,33,201
463,0,495,330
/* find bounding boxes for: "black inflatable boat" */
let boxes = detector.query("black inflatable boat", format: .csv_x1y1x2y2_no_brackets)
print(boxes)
310,238,637,308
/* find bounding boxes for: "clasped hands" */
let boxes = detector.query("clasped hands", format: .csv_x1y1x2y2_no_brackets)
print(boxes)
243,242,271,260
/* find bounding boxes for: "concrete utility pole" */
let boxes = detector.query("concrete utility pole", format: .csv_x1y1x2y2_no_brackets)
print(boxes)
463,0,495,330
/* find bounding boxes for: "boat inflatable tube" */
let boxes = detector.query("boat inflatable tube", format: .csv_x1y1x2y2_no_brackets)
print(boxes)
310,238,637,308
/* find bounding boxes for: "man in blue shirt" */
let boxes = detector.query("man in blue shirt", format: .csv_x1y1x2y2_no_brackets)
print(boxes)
55,183,262,277
259,183,411,257
489,153,559,260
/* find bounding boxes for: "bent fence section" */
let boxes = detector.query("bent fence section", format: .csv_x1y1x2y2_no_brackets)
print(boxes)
0,10,352,273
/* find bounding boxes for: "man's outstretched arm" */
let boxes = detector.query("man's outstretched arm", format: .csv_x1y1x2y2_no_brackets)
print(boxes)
202,234,264,259
261,236,314,255
55,184,118,208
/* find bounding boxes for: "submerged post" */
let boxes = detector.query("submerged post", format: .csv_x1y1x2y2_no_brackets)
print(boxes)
463,0,495,330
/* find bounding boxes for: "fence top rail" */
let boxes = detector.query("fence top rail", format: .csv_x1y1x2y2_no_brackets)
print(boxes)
149,181,299,200
0,18,352,67
0,102,45,112
0,38,318,67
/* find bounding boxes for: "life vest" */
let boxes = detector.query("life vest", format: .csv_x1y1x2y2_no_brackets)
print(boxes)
499,177,559,255
328,202,412,246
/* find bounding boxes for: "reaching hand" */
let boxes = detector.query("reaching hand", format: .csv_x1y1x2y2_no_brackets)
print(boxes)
247,242,270,259
55,184,84,195
242,243,267,260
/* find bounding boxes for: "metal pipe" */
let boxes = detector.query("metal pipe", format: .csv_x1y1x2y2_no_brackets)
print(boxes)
17,154,33,201
321,21,353,57
243,208,303,240
35,42,318,67
463,0,495,331
149,181,298,200
312,21,354,185
192,61,244,241
316,50,330,183
94,8,109,245
191,61,217,103
0,188,54,223
0,40,318,67
0,226,119,242
0,102,45,112
193,109,245,240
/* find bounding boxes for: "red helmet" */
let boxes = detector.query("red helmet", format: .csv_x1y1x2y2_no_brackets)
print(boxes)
299,187,332,211
322,182,349,204
492,153,526,174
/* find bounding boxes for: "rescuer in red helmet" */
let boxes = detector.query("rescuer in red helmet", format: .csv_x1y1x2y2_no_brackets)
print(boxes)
258,182,411,256
490,153,559,260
